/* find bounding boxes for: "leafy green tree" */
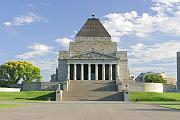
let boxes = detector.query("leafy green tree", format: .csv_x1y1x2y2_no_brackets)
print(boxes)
0,61,42,87
144,74,167,84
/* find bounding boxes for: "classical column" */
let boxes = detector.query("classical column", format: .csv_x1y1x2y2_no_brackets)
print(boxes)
81,64,84,80
74,64,77,80
88,64,91,80
116,64,120,80
109,64,112,81
95,64,98,80
102,64,105,80
67,64,70,80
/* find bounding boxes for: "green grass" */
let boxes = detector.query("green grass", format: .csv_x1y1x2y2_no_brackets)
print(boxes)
159,105,180,109
0,91,55,102
0,104,21,109
129,92,180,110
129,92,180,102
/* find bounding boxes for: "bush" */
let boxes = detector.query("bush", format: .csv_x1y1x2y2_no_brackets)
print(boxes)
144,74,167,84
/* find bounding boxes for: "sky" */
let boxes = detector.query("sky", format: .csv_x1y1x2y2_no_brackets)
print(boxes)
0,0,180,81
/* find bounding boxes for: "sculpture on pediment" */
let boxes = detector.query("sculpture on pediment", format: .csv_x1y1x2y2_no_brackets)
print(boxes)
70,51,116,59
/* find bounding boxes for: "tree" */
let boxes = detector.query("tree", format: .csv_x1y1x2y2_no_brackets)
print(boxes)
0,61,42,87
144,74,167,84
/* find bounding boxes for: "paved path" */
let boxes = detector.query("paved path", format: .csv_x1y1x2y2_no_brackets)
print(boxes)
0,101,179,120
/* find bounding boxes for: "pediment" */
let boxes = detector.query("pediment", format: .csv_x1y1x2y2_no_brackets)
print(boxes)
71,51,116,59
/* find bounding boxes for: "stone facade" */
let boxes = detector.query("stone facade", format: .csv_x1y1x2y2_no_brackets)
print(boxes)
177,52,180,89
51,17,128,83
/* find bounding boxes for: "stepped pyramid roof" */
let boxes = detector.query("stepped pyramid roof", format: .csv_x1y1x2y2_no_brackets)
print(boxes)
76,17,111,37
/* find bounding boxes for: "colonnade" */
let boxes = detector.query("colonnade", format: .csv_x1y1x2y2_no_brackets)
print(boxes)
67,64,119,80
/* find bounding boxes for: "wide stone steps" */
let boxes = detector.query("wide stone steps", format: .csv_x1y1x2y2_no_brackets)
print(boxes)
63,91,123,101
62,80,123,101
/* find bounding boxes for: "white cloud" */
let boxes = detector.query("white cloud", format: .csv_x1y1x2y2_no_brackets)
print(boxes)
17,43,53,59
128,41,180,77
152,0,180,4
130,66,165,73
103,1,180,38
28,43,52,53
129,41,180,63
3,22,12,26
30,58,57,71
55,37,73,49
3,12,48,27
16,43,58,81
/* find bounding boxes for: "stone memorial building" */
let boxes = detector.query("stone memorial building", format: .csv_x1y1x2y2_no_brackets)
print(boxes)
51,16,128,82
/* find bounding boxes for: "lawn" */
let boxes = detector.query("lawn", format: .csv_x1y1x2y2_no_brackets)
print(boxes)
129,92,180,101
0,104,22,109
0,91,56,102
159,104,180,109
129,92,180,110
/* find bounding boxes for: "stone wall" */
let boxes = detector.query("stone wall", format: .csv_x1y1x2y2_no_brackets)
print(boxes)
164,84,176,92
145,83,163,93
118,82,145,92
22,82,61,91
118,61,128,82
59,51,70,59
40,82,60,91
22,82,41,91
116,51,128,61
118,82,175,93
116,51,128,82
69,41,117,57
58,59,67,82
9,84,23,89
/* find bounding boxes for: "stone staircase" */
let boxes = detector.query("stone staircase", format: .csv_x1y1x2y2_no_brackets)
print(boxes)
63,80,124,101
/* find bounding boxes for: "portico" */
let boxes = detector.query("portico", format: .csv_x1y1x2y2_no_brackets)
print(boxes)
67,63,119,80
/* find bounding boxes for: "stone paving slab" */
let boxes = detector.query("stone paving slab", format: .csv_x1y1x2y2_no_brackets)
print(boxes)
0,102,179,120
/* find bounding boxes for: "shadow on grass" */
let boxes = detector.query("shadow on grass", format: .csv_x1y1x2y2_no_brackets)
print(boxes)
15,92,56,101
140,97,177,101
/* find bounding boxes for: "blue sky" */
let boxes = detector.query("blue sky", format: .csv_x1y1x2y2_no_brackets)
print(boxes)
0,0,180,81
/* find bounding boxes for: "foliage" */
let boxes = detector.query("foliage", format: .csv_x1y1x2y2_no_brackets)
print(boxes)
0,61,41,87
144,74,167,84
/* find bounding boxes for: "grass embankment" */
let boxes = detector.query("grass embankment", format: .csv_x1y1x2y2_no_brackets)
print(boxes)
0,91,55,102
129,92,180,110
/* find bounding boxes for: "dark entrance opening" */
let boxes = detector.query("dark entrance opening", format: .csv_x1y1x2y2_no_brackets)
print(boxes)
70,64,74,80
77,64,81,80
91,64,95,80
84,64,88,80
98,64,102,80
112,64,116,80
105,64,109,80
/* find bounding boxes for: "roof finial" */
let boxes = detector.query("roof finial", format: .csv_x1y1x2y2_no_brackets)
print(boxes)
92,14,95,18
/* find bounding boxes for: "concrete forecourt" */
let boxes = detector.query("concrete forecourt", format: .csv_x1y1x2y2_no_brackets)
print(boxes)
0,101,180,120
